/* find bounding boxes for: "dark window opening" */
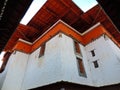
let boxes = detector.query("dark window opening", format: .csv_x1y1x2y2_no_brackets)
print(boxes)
77,57,86,77
74,41,81,54
90,50,95,57
93,60,99,68
39,44,45,57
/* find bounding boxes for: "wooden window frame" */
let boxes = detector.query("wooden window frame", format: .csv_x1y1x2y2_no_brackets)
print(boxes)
74,41,82,57
39,44,45,58
76,57,87,77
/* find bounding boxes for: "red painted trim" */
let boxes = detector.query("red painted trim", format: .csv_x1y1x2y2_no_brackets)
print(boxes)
13,41,32,53
13,21,119,53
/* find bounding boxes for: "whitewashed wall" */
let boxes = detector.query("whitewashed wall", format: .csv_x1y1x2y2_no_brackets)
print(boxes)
0,54,14,90
85,35,120,87
0,70,6,90
59,34,93,86
22,33,94,90
1,51,29,90
1,34,120,90
22,34,63,90
2,33,92,90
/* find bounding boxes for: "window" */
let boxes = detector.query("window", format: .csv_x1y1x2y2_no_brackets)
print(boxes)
77,57,86,77
93,60,99,68
39,44,45,57
74,41,86,77
90,50,95,57
74,41,81,54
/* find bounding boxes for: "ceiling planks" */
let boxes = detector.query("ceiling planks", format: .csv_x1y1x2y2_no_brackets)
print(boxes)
3,0,120,52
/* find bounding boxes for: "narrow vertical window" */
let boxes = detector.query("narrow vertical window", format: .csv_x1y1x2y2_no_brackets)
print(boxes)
93,60,99,68
77,57,86,77
39,44,45,57
74,41,81,54
91,50,95,57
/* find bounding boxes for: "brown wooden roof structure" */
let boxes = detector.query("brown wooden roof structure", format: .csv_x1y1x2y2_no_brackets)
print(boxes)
97,0,120,31
0,0,33,52
3,0,120,52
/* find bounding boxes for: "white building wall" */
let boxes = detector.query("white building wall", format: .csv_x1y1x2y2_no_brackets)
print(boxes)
1,51,29,90
0,70,7,90
59,34,93,86
22,33,94,89
23,34,63,90
85,35,120,87
1,33,120,90
0,54,14,90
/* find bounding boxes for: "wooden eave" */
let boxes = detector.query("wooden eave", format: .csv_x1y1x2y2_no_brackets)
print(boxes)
4,0,120,52
0,0,33,52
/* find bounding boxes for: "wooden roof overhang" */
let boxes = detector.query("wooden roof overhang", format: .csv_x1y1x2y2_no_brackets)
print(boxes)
0,0,33,52
13,21,120,54
4,0,120,52
97,0,120,32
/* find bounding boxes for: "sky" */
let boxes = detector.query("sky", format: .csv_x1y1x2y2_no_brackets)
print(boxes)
0,0,97,68
0,52,5,67
20,0,47,25
73,0,97,12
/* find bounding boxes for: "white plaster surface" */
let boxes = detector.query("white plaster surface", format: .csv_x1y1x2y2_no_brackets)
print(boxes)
0,54,14,90
23,34,63,89
1,51,29,90
85,35,120,86
1,34,120,90
23,34,94,89
59,34,93,86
